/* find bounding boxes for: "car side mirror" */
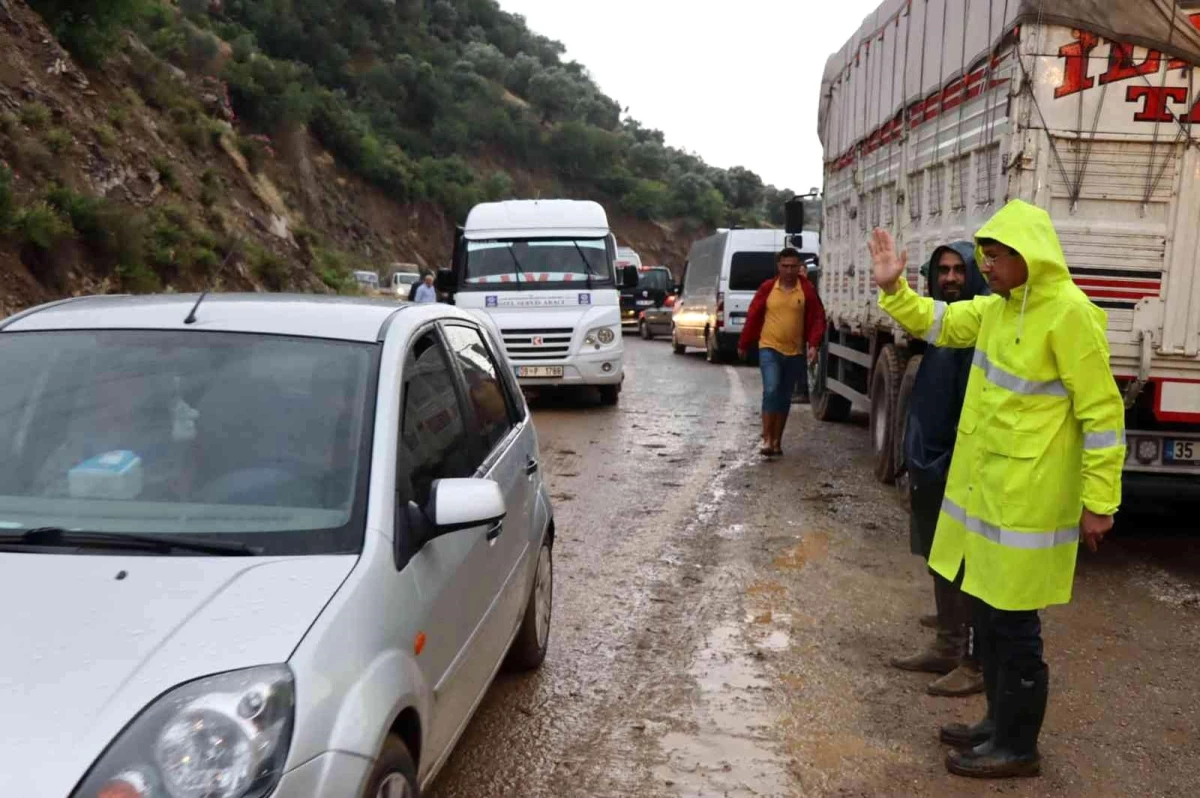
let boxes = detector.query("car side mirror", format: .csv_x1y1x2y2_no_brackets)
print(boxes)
425,478,506,541
394,477,507,569
619,265,639,288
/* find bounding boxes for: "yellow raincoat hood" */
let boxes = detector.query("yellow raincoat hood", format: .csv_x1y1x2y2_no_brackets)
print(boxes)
878,200,1126,610
975,200,1072,289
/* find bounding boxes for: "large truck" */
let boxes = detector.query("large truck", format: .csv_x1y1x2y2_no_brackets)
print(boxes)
438,200,639,405
814,0,1200,492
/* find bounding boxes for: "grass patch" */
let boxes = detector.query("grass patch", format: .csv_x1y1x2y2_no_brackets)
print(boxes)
116,261,162,293
152,156,181,191
0,164,14,231
254,249,287,290
0,111,18,136
20,102,51,129
93,124,118,148
107,104,128,130
15,201,73,250
44,128,72,154
191,246,221,272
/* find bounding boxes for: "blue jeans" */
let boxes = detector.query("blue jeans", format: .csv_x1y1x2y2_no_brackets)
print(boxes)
759,347,804,414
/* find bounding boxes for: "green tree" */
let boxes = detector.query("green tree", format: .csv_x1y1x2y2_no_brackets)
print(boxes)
526,67,577,122
725,166,765,210
628,141,668,181
621,180,669,221
546,121,620,181
462,41,507,81
506,52,541,95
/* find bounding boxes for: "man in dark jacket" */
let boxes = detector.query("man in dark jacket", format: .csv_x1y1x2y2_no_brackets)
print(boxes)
890,242,989,696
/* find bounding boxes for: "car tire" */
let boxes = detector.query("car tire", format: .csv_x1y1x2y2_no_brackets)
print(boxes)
361,735,419,798
705,329,722,364
598,384,620,406
672,328,686,355
640,319,653,340
869,344,907,484
505,539,553,672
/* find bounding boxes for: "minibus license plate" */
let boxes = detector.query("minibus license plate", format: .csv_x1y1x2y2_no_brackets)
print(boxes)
1164,439,1198,464
517,366,564,378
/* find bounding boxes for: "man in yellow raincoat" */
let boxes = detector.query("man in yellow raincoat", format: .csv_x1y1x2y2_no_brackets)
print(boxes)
868,199,1125,779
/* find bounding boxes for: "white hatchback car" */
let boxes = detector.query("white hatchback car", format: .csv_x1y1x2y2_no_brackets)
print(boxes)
0,293,555,797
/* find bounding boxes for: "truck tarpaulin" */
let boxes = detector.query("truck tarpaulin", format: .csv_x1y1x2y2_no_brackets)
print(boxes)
819,0,1200,149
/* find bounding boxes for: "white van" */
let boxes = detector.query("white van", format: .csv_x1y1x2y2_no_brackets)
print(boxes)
616,246,642,270
672,228,820,362
439,200,639,405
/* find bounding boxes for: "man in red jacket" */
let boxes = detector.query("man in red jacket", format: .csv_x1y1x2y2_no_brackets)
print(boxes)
738,247,826,456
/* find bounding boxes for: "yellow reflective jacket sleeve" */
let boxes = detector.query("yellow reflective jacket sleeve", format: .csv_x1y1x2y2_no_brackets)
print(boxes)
1051,301,1125,516
877,278,985,348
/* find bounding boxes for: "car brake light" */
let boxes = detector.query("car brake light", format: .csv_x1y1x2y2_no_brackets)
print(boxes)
665,295,675,308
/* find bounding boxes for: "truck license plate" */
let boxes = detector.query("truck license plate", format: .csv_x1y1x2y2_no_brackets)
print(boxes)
516,366,564,378
1163,439,1198,464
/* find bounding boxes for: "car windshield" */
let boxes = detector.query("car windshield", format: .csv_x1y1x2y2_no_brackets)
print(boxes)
638,269,673,291
0,330,376,555
463,237,613,290
728,251,817,291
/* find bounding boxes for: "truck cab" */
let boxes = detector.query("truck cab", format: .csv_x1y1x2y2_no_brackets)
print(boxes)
438,200,638,405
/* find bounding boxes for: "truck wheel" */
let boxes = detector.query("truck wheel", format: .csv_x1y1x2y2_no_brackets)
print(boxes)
599,384,620,405
672,328,686,355
892,355,922,494
870,344,907,484
811,344,851,423
705,329,722,364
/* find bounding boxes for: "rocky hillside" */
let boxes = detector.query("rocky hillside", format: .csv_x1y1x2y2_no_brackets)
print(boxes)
0,0,801,313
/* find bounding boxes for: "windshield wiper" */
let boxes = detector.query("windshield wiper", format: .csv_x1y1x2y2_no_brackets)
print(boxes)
570,241,595,291
0,527,261,556
503,244,528,287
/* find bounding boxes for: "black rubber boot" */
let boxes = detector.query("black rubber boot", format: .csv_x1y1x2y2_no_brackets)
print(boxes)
945,666,1047,779
939,630,998,747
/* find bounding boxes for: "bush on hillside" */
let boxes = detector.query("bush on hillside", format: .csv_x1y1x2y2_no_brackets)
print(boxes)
28,0,150,67
16,201,73,250
0,164,14,231
621,179,670,221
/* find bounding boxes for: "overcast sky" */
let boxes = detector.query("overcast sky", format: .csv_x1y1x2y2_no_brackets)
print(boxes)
498,0,883,193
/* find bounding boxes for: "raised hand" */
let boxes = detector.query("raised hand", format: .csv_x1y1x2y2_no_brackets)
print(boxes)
868,228,907,294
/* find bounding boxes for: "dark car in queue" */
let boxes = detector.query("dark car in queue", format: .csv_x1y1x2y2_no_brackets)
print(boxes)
638,294,677,340
620,266,675,326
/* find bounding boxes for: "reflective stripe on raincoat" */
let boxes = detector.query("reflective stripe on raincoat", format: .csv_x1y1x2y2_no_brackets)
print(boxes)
879,199,1126,610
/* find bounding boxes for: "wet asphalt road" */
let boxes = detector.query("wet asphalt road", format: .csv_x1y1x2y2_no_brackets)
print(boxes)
427,337,1200,798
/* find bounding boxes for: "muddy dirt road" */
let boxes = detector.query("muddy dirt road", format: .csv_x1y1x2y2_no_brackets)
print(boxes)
428,339,1199,798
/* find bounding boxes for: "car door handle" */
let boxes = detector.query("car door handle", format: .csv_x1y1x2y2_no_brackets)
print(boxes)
485,520,503,541
525,458,539,476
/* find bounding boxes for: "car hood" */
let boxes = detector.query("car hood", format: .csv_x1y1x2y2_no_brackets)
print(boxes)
0,552,357,797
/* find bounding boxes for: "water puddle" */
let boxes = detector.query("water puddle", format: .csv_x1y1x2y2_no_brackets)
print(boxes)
653,623,791,797
772,531,830,571
745,610,793,653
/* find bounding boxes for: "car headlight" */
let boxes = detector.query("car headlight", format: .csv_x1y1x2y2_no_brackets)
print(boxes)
74,666,294,798
584,326,617,348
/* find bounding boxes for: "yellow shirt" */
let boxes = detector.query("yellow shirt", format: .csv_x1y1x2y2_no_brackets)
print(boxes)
759,281,806,356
